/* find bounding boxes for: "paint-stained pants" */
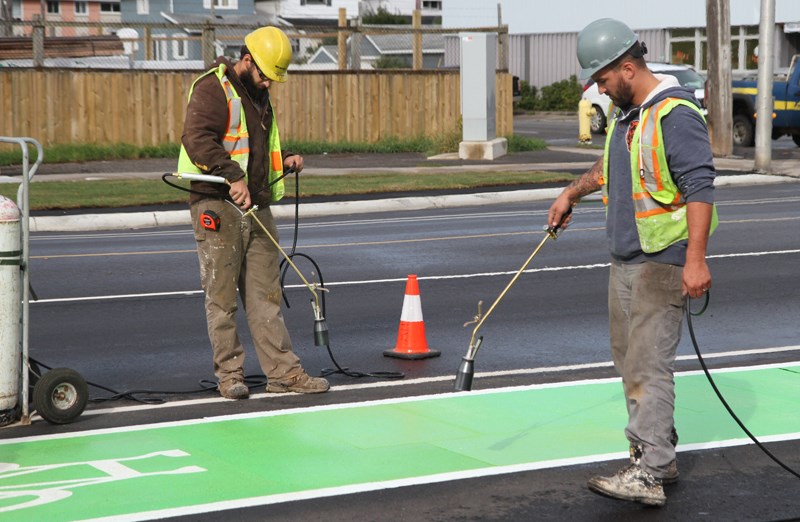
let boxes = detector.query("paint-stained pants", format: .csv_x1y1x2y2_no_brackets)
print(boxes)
191,199,302,386
608,260,684,479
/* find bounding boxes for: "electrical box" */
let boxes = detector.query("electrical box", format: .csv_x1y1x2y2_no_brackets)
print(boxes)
460,32,497,142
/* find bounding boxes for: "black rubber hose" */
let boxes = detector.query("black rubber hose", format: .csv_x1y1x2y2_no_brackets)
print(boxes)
686,293,800,480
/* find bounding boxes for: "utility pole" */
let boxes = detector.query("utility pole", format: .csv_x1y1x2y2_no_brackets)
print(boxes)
706,0,732,157
754,0,775,173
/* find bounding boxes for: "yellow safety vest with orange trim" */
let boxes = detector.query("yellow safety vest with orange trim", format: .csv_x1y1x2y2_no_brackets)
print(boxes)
177,63,285,202
601,97,718,253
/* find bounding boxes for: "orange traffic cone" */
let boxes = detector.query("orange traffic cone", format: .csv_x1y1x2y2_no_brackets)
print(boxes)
384,275,440,359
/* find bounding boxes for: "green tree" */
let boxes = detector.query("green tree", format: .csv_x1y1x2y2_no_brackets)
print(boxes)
374,56,409,69
539,75,582,111
515,76,582,112
362,6,408,25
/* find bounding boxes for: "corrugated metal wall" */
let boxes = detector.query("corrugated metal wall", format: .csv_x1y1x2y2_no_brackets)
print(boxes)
509,32,576,88
454,26,798,87
508,29,669,88
636,29,669,65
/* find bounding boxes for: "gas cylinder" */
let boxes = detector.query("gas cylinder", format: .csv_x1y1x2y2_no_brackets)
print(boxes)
0,195,21,413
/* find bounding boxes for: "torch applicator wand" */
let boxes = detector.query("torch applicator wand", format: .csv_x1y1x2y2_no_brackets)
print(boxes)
241,205,329,345
454,207,571,392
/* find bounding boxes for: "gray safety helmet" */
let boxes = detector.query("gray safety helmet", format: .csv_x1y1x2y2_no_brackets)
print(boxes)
577,18,638,80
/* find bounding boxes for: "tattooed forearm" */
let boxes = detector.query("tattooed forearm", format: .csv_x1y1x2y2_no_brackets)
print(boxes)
564,156,604,202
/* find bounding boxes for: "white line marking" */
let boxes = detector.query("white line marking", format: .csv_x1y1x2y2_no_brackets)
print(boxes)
80,431,800,522
14,345,798,421
28,248,800,304
4,359,799,445
29,345,793,419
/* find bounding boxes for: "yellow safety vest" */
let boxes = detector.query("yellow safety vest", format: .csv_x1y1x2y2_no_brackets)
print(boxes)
177,63,284,202
602,97,718,253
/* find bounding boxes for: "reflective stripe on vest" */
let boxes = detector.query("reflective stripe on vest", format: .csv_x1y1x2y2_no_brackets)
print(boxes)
177,63,284,202
603,97,718,253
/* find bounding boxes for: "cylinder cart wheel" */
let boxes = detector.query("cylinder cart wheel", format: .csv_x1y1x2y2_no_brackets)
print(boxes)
32,368,88,424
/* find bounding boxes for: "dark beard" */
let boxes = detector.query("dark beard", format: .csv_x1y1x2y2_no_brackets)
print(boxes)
610,79,634,110
239,71,270,110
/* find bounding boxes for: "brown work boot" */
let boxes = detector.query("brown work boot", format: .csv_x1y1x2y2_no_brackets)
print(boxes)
662,459,679,484
588,463,666,506
267,372,330,394
664,428,680,484
219,378,249,400
629,440,679,484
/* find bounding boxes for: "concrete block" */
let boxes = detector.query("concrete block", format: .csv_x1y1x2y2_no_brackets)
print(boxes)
458,138,508,160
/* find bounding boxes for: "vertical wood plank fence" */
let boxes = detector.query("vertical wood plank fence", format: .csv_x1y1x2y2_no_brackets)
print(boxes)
0,69,513,149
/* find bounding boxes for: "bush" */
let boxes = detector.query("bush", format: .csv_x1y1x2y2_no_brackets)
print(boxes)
374,56,410,69
362,6,408,24
517,80,538,111
515,75,582,112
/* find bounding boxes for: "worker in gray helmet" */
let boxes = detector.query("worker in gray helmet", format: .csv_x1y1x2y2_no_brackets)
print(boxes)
547,18,717,507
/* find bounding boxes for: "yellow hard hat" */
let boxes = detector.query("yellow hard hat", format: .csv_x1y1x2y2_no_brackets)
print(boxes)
244,26,291,83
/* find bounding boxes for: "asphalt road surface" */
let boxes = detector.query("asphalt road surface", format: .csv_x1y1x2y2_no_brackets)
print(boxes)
4,171,799,521
24,182,799,390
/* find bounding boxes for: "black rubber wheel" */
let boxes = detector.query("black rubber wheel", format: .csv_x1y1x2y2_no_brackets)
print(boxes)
792,134,800,147
32,368,88,424
590,105,607,134
732,113,755,147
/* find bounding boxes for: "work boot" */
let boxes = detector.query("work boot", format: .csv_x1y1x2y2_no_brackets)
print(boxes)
587,463,667,507
219,379,249,400
267,372,330,394
629,442,679,484
662,459,679,485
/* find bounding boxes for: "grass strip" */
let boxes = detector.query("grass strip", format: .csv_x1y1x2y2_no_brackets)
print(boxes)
0,136,547,167
0,171,575,211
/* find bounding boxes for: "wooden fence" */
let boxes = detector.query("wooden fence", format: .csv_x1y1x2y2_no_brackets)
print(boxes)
0,69,513,149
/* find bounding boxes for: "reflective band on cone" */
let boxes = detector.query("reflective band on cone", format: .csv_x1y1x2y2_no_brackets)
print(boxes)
384,274,440,359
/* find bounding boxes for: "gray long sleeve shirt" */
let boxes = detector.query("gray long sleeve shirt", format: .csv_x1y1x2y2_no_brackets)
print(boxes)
605,75,716,266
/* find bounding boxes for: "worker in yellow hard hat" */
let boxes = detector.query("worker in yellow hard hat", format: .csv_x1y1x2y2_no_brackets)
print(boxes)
178,26,330,400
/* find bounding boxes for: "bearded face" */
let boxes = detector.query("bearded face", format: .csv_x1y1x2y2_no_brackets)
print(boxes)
239,67,271,109
608,75,635,110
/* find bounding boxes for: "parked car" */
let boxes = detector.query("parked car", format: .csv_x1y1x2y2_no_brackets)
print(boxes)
582,62,707,134
730,54,800,147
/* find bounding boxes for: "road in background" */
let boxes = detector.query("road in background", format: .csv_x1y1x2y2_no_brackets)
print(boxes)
22,182,800,398
513,112,800,154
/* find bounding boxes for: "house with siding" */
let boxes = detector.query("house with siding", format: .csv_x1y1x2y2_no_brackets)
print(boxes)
119,0,278,64
7,0,121,36
256,0,443,25
303,29,444,69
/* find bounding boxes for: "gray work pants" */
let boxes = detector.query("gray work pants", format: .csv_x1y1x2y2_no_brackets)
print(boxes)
608,260,685,479
191,199,302,386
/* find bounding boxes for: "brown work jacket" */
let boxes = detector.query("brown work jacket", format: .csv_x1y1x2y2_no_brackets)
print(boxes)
180,56,292,207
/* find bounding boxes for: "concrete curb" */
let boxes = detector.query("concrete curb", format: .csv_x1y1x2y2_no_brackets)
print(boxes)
29,188,566,232
27,174,797,232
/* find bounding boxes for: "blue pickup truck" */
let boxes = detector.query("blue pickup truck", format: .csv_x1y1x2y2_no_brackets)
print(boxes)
732,55,800,146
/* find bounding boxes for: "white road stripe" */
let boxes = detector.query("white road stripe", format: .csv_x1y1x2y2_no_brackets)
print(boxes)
30,248,799,304
11,346,799,422
80,430,800,522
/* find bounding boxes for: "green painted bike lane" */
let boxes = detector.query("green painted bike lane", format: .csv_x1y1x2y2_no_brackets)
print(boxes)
1,363,798,521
